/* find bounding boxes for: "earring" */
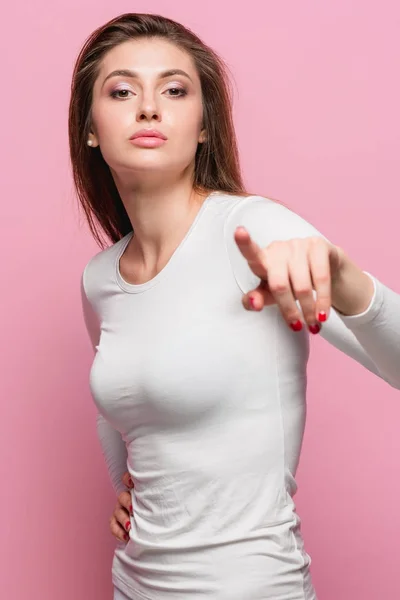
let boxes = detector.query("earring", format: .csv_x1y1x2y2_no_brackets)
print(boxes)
87,139,93,146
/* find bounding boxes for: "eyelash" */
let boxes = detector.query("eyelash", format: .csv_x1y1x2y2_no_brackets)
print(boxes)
110,87,188,100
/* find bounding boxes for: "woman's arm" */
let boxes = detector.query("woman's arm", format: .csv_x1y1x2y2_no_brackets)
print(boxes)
225,195,400,389
320,272,400,389
95,413,128,497
80,269,128,496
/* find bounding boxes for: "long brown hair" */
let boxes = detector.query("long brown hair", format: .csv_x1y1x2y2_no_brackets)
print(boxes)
68,13,247,249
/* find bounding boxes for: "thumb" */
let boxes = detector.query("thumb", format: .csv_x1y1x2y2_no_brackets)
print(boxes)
244,280,275,311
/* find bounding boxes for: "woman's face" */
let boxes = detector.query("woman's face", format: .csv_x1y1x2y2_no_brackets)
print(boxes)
90,38,206,180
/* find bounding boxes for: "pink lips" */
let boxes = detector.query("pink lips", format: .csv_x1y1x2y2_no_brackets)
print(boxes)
129,129,167,148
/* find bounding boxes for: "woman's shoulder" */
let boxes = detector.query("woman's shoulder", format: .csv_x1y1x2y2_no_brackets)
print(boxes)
212,191,297,225
220,191,327,254
81,232,132,299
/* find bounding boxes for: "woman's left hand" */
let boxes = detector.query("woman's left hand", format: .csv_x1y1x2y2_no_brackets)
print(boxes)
234,226,346,334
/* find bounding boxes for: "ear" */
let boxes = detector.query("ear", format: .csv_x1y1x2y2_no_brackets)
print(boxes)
198,129,207,143
87,132,99,148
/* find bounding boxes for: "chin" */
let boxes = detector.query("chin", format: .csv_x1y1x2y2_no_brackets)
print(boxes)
130,160,173,173
110,152,194,180
130,154,192,172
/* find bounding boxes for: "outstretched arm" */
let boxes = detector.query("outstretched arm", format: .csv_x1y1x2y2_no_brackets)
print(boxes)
226,196,400,389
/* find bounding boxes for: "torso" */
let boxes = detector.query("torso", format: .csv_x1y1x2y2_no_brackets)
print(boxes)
84,191,317,599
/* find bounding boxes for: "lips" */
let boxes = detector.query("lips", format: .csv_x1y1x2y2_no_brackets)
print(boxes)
130,129,167,140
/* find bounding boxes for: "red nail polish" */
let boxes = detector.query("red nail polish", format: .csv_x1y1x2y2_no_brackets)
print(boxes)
290,320,303,332
130,505,133,514
128,477,133,486
125,521,131,530
309,323,321,335
249,296,256,309
318,311,327,322
124,533,129,541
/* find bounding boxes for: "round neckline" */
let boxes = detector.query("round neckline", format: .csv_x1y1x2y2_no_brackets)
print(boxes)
114,191,218,294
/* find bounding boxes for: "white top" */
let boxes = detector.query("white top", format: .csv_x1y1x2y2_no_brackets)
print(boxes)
81,192,400,600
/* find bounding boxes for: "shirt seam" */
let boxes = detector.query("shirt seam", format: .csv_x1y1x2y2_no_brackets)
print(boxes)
222,194,258,292
274,311,308,600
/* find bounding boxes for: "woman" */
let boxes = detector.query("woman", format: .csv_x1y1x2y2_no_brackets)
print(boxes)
71,12,400,600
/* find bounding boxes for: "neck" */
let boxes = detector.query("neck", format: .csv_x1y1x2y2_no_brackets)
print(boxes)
113,171,210,272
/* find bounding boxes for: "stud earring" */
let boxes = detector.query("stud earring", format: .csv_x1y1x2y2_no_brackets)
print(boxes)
87,139,93,146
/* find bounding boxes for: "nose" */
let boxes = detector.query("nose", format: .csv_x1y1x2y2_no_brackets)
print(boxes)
136,91,161,122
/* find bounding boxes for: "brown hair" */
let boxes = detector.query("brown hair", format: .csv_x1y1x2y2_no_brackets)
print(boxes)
68,12,248,249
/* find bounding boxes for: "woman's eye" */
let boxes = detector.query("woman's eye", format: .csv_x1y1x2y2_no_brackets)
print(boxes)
109,87,187,99
166,87,187,98
110,89,132,99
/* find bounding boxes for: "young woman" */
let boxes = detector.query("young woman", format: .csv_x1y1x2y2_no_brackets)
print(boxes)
70,12,400,600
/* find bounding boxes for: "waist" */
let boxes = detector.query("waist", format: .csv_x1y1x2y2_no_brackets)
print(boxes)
113,519,314,600
129,464,289,544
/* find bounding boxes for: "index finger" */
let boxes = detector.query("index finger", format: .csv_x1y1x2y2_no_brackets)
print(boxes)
234,226,262,264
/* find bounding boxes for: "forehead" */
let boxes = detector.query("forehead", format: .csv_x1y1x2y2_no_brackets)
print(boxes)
97,38,198,79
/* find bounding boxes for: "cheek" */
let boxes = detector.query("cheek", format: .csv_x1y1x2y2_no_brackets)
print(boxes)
166,97,202,129
91,101,133,139
185,104,203,134
168,112,203,150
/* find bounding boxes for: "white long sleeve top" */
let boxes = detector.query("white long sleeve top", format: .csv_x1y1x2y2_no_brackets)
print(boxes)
81,192,400,600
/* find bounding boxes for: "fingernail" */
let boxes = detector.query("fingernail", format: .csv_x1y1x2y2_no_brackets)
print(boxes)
290,320,303,332
128,477,133,487
129,505,133,514
318,311,327,322
125,521,131,531
309,323,321,335
249,296,256,310
124,533,129,541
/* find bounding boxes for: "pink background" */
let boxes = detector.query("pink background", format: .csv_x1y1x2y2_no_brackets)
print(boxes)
1,1,399,598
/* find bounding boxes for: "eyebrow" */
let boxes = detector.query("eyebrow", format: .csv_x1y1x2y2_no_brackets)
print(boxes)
101,68,193,89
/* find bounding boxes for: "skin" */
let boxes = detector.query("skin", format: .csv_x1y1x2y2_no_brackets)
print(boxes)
89,38,208,285
88,37,375,543
111,473,134,543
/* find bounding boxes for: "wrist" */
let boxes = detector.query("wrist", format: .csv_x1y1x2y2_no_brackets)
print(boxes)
331,257,375,316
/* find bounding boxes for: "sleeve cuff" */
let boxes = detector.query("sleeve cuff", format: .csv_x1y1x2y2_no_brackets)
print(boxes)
338,272,384,327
